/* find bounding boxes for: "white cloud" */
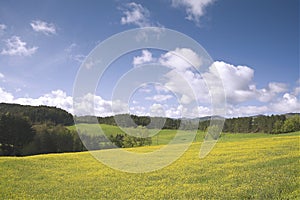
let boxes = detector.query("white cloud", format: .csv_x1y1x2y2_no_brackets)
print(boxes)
150,103,165,117
163,69,203,104
0,72,4,79
171,0,214,23
159,48,202,71
293,86,300,96
0,87,14,102
30,20,56,35
210,61,256,103
270,93,300,114
14,90,73,113
72,54,86,63
121,2,150,27
227,105,269,117
146,94,173,102
257,82,288,102
0,24,6,30
129,105,147,116
133,50,154,67
1,36,38,56
65,43,86,63
0,24,6,36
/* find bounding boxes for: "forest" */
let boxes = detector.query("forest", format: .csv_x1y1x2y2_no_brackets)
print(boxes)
0,103,299,156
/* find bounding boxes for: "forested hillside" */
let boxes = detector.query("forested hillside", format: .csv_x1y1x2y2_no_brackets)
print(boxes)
0,103,79,156
0,103,74,125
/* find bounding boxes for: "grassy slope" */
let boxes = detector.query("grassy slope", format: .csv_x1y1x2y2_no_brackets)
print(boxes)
68,123,206,145
0,131,299,199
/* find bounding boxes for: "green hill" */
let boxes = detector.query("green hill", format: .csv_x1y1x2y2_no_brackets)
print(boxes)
0,132,299,199
0,103,74,125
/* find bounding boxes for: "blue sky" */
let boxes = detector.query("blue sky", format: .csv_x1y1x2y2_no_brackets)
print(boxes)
0,0,299,117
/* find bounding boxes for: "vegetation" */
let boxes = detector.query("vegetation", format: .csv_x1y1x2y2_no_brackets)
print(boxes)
0,114,35,155
77,113,300,133
0,103,74,125
0,132,298,199
202,114,300,134
0,103,299,156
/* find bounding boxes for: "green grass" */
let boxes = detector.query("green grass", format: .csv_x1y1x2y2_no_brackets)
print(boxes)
0,131,299,199
68,123,206,145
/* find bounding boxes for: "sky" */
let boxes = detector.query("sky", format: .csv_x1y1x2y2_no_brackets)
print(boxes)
0,0,299,118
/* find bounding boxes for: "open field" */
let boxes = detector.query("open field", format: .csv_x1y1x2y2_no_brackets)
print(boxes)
67,123,206,145
0,131,299,199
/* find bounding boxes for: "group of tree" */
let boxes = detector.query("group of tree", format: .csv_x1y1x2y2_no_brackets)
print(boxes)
0,113,85,156
0,103,74,125
76,114,182,129
0,104,153,156
76,113,300,134
199,114,300,134
0,103,79,156
109,133,152,148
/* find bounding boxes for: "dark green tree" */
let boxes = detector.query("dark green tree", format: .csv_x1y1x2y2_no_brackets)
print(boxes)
0,114,35,155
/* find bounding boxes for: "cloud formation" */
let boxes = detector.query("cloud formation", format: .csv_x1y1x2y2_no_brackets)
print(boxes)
171,0,214,24
120,2,150,27
0,24,6,36
159,48,202,71
133,50,154,67
30,20,56,35
1,36,38,56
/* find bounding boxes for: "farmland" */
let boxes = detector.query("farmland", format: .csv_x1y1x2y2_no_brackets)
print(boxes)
0,130,299,199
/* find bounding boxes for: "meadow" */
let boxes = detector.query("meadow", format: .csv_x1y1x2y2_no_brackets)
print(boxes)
0,129,299,199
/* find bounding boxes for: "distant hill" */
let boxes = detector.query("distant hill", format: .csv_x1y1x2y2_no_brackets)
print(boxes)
0,103,74,126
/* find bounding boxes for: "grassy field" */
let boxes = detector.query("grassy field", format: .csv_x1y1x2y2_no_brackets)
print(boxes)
68,123,206,145
0,130,299,199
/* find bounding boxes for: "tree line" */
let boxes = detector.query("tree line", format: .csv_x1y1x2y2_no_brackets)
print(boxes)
0,103,299,156
76,113,300,133
0,104,153,156
199,114,300,134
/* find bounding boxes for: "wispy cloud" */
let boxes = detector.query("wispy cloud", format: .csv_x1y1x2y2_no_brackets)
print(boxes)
30,20,56,35
65,43,86,63
133,50,154,67
1,36,38,56
120,2,150,27
171,0,215,24
0,24,6,36
146,94,173,102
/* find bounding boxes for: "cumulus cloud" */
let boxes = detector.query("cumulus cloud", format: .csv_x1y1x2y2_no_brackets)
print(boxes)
171,0,214,23
30,20,56,35
208,61,256,103
257,82,288,102
159,48,202,71
14,90,73,113
270,93,300,114
129,105,147,116
133,50,154,67
150,103,165,117
0,72,4,79
120,2,150,27
1,36,38,56
0,87,14,102
227,105,269,117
